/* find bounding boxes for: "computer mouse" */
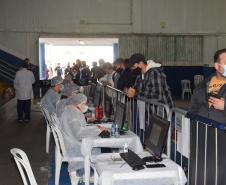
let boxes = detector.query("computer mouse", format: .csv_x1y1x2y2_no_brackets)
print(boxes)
132,165,145,171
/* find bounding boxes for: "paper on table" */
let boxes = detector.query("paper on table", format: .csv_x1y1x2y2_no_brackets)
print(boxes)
90,154,122,164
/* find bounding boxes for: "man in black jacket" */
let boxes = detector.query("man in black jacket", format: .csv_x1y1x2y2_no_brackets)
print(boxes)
114,58,134,91
127,54,174,108
188,48,226,123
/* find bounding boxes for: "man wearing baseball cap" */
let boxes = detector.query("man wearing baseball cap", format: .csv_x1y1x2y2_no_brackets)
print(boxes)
127,53,174,108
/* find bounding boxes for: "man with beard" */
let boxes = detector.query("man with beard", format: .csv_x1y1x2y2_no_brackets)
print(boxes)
127,53,174,108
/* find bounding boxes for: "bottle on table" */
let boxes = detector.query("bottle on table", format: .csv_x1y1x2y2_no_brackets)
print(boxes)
123,120,129,131
123,143,128,153
95,106,99,119
111,123,115,136
115,120,120,138
79,86,84,94
99,106,103,119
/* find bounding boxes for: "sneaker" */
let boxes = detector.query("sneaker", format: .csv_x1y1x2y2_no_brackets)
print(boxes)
18,120,23,122
25,119,30,122
69,172,80,185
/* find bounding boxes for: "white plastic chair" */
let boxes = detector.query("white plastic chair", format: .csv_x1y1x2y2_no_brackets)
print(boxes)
181,80,192,100
40,106,52,153
49,112,84,185
194,75,204,86
10,148,38,185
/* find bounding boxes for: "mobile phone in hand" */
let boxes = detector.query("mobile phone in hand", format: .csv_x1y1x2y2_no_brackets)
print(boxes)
208,93,221,100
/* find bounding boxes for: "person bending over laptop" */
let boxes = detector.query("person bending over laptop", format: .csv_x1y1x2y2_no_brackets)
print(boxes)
57,93,106,185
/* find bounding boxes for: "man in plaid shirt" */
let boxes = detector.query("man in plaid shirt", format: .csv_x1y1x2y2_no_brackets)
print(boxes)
127,54,174,108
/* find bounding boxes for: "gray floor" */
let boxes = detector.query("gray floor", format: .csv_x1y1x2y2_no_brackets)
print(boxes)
173,98,191,108
0,99,50,185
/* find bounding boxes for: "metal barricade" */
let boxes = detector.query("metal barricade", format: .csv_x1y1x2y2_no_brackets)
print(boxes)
132,97,170,146
186,113,226,185
104,85,171,147
167,107,189,183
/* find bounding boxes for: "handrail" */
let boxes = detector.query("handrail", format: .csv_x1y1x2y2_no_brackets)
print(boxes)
0,64,17,74
0,69,15,77
186,112,226,130
0,73,14,81
136,96,170,117
171,107,188,116
0,59,19,70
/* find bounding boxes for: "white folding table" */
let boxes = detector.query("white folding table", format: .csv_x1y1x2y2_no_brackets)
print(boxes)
81,131,143,185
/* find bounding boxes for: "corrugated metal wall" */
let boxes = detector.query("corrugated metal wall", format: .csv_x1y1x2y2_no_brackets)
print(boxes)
119,36,203,65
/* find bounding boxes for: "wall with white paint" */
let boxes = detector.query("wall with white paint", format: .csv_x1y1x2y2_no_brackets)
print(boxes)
0,0,226,66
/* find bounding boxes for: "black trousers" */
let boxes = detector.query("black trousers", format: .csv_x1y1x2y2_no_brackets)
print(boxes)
17,99,31,120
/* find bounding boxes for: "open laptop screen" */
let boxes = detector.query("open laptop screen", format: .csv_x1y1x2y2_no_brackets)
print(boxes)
114,101,126,129
144,114,170,160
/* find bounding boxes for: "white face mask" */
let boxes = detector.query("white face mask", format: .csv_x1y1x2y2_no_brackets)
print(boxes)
218,63,226,77
81,105,88,113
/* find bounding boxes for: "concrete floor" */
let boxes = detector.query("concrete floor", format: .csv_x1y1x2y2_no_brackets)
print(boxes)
173,98,191,109
0,99,50,185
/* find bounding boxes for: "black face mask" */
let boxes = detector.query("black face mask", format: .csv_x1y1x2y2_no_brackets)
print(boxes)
116,68,123,74
133,67,141,75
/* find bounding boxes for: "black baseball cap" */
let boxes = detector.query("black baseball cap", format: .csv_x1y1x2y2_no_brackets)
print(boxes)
128,54,146,68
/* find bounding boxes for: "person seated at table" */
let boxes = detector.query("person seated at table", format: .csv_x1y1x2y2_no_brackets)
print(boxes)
41,76,64,113
60,83,79,99
57,93,106,185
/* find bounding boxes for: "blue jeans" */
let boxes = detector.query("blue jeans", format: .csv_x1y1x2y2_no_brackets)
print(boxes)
17,99,31,120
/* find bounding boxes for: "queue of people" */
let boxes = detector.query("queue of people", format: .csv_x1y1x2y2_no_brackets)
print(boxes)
13,49,226,185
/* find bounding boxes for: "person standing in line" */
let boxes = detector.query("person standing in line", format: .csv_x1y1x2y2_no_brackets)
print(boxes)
113,58,134,92
55,63,62,77
65,64,73,79
189,48,226,123
127,53,174,108
14,61,35,121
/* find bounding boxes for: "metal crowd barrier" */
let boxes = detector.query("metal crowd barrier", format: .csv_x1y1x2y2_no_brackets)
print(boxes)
186,113,226,185
96,80,226,184
168,107,190,184
103,84,171,153
93,80,226,185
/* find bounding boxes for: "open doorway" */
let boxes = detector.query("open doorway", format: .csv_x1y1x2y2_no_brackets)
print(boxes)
39,37,118,80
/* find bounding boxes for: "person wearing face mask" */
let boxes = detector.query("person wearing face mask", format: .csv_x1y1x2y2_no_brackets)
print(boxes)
41,76,64,113
127,53,174,108
81,61,91,79
56,93,106,185
113,58,134,91
188,49,226,123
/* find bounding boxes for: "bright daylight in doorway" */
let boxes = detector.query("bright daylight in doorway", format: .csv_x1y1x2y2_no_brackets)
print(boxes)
39,38,118,80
